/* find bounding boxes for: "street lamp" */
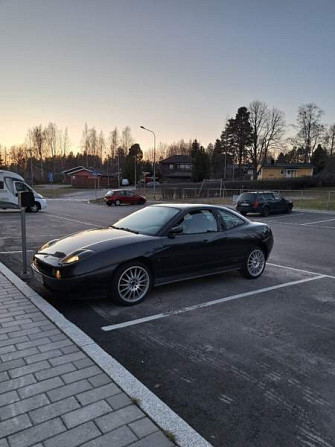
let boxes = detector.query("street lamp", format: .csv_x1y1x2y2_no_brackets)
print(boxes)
140,126,156,200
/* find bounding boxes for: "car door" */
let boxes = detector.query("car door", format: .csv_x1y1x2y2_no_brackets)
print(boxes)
215,209,250,267
272,193,288,212
160,209,222,278
127,191,137,204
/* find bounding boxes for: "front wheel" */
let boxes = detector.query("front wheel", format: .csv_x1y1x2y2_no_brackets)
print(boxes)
261,207,270,217
240,247,266,279
110,261,152,306
285,204,292,214
26,202,40,213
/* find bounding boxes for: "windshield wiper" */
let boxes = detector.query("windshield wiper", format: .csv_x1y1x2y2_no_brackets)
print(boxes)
110,226,139,234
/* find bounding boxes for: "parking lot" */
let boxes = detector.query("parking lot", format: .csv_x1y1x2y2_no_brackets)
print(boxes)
1,199,335,447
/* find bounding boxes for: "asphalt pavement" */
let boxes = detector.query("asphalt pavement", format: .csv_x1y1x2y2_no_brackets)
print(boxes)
1,197,335,446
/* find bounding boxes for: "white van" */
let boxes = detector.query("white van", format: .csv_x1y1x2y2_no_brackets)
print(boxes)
0,170,47,212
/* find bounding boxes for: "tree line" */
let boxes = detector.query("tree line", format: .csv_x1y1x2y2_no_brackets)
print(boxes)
0,101,334,183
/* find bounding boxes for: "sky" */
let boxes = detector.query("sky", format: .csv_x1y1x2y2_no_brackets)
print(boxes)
1,0,335,153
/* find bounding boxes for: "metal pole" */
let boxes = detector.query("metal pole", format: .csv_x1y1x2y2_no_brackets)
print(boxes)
140,126,156,200
117,150,120,188
153,132,156,200
20,207,27,275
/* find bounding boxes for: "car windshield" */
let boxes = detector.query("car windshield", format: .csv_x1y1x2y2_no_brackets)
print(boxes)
112,206,180,235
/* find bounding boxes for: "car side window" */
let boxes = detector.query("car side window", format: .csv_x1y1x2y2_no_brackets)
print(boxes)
15,182,30,193
179,210,218,234
217,209,245,230
258,194,265,203
273,193,282,200
264,193,275,201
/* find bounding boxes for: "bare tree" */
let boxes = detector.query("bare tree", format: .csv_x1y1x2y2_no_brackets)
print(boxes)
97,130,106,167
81,123,90,167
295,103,325,163
166,139,192,157
44,123,58,175
249,100,286,179
30,125,45,179
121,126,133,155
108,127,119,160
327,124,335,156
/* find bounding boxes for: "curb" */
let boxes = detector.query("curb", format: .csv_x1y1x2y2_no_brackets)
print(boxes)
0,261,213,447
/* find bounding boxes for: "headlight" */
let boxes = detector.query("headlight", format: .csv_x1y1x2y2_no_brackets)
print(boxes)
61,249,94,264
38,239,59,252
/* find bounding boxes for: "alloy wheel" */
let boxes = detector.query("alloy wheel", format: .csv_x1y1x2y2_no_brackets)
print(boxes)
247,249,265,277
117,265,150,303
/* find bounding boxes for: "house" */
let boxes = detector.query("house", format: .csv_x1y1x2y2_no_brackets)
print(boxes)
159,155,192,182
257,163,314,180
61,166,118,188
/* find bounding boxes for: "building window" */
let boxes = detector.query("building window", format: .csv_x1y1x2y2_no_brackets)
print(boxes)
169,164,174,170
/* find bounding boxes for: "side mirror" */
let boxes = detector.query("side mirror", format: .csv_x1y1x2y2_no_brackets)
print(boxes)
168,225,183,238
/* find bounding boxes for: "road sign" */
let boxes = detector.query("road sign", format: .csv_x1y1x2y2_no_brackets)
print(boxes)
48,172,54,183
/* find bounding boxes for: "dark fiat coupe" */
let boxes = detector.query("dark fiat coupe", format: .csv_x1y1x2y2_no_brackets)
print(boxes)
32,204,274,306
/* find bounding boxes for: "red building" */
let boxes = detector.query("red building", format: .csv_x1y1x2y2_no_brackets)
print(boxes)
61,166,118,188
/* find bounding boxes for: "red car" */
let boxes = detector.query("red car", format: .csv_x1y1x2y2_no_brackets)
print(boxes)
104,189,146,206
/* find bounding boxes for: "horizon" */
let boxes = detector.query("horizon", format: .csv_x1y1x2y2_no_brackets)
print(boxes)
1,0,334,152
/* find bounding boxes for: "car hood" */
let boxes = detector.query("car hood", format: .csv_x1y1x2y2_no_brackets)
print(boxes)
38,227,154,258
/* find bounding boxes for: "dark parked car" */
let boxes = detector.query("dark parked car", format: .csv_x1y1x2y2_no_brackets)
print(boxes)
104,189,146,206
32,204,274,306
236,191,293,217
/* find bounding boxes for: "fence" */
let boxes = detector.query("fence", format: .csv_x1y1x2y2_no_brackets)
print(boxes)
136,186,335,211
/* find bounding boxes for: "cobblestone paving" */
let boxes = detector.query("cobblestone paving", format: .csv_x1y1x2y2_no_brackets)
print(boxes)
0,272,175,447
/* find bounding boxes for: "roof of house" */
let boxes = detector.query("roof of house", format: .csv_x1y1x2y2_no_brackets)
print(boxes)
159,155,192,164
261,163,313,169
61,166,91,175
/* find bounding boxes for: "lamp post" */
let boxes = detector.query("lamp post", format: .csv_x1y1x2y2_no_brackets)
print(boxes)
140,126,156,200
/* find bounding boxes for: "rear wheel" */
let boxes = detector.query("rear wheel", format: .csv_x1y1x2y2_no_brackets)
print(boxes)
110,261,152,306
115,199,121,206
240,210,247,216
261,207,270,217
240,247,266,279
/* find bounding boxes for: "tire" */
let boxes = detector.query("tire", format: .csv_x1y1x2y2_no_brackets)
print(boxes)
115,199,121,206
26,202,40,213
240,210,247,216
240,247,266,279
110,261,152,306
261,207,270,217
106,201,112,206
285,205,292,214
139,199,145,205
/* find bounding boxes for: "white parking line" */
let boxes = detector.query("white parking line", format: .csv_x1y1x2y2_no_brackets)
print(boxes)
0,235,61,240
268,263,335,280
0,250,34,254
301,218,335,226
101,275,326,332
46,214,101,227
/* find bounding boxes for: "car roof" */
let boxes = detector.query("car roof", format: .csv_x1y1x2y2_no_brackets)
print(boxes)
152,203,238,212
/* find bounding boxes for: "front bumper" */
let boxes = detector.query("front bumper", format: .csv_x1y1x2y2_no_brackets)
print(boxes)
31,259,116,293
